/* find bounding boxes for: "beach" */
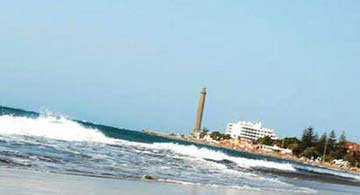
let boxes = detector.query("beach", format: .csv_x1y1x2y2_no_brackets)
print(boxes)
0,108,359,195
2,1,360,194
0,167,283,195
2,167,360,195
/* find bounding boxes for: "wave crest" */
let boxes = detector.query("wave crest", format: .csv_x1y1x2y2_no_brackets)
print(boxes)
150,143,296,171
0,114,109,142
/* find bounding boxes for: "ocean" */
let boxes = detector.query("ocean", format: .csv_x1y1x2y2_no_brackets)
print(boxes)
0,106,359,194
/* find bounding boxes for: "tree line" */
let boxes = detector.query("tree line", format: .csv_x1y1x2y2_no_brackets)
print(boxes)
199,127,359,167
257,127,359,167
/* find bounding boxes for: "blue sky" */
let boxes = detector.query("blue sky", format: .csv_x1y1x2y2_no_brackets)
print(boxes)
1,1,360,141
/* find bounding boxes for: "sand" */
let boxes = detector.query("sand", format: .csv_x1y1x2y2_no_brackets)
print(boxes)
0,167,293,195
1,167,360,195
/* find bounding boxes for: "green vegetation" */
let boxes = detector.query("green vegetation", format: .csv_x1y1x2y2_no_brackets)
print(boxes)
200,127,359,168
199,130,231,141
256,127,360,167
209,131,231,141
256,136,274,146
199,130,209,139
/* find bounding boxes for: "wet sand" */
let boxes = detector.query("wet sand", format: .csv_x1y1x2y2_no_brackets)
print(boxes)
0,167,294,195
2,167,360,195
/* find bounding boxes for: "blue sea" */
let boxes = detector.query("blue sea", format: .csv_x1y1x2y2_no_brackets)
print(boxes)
0,106,359,194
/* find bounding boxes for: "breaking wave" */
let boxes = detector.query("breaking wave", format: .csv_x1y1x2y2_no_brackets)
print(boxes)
150,143,296,171
0,114,295,172
0,108,359,191
0,114,109,142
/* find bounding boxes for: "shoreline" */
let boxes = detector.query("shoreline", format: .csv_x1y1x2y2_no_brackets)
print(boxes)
143,129,360,174
0,167,294,195
2,166,359,195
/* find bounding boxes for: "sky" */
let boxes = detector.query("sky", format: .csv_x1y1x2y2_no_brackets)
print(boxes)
0,1,360,141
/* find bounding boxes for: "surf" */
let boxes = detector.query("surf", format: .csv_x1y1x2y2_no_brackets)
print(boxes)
0,113,296,172
0,106,360,187
0,114,110,143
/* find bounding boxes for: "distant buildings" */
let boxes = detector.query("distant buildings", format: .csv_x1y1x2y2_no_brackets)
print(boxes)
257,144,292,155
332,159,350,167
344,141,359,154
226,121,277,141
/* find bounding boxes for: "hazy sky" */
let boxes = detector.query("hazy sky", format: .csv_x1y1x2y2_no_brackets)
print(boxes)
1,1,359,141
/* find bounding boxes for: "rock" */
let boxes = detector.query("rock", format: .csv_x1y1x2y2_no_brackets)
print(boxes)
143,175,156,180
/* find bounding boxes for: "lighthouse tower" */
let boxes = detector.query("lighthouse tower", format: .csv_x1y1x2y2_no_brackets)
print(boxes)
192,87,206,137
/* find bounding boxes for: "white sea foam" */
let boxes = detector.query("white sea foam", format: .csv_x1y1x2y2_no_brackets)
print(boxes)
0,115,295,172
1,114,358,183
150,143,296,172
296,165,360,181
0,115,109,143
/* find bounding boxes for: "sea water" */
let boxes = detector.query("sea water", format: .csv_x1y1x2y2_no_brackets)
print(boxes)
0,106,359,194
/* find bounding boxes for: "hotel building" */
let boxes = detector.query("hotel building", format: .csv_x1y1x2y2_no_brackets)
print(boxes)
226,121,277,141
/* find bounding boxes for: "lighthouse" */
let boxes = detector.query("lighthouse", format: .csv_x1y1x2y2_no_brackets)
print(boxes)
192,87,206,136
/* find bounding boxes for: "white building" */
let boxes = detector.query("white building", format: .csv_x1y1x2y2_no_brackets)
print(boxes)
226,121,277,141
258,144,292,155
